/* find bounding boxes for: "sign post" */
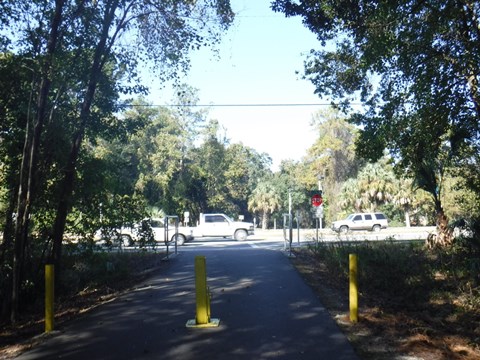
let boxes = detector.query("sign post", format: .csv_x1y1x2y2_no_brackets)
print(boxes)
317,206,323,239
311,192,323,242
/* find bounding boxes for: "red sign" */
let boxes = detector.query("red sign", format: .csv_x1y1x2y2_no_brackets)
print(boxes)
311,194,323,207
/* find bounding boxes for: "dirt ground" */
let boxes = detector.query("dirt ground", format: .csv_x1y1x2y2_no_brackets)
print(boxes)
1,250,480,360
290,248,480,360
0,254,168,360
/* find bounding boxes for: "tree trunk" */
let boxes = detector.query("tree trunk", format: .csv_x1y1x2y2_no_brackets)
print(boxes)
404,207,411,227
0,184,18,321
435,207,453,247
11,0,65,323
51,0,119,274
426,199,453,249
51,131,82,269
261,211,268,230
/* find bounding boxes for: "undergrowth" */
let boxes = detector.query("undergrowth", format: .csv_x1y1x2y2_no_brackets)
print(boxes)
306,238,480,313
3,245,163,325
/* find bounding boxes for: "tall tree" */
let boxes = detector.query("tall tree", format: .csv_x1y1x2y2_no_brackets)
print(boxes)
225,143,271,218
5,0,234,323
194,119,230,212
11,0,66,323
271,0,480,244
273,161,309,225
172,84,208,149
301,108,360,223
128,101,185,206
0,53,34,321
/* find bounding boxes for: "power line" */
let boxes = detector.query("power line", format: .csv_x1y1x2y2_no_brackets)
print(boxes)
123,102,343,108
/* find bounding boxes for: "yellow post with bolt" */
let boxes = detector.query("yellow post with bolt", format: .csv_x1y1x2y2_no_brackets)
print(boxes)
349,254,358,323
186,256,220,328
45,264,54,332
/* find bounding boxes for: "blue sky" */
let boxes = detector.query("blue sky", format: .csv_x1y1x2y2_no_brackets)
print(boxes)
147,0,326,170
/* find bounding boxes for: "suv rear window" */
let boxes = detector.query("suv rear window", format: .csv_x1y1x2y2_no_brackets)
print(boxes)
374,213,386,220
364,214,372,220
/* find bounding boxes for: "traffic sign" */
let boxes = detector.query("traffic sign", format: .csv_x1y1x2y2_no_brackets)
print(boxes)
311,194,323,207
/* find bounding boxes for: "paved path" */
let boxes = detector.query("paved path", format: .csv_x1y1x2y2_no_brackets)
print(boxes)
17,249,359,359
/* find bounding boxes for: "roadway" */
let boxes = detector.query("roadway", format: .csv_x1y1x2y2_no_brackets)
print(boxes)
16,227,434,359
103,227,434,256
173,226,435,252
18,243,360,360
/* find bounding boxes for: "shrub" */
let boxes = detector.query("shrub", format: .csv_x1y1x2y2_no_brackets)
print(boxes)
307,240,435,307
307,236,480,312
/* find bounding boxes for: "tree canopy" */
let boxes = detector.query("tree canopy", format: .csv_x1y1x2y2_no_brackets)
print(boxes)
0,0,235,323
1,0,479,326
271,0,480,239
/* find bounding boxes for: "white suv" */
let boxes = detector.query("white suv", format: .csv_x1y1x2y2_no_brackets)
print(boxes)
331,213,388,233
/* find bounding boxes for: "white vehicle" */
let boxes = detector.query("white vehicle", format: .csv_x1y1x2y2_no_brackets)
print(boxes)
147,218,194,245
331,213,388,233
97,218,194,246
192,213,254,241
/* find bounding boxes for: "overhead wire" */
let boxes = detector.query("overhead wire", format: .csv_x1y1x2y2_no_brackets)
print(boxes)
122,102,361,107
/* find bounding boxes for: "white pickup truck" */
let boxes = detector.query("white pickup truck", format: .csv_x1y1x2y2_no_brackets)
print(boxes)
192,213,254,241
96,218,194,247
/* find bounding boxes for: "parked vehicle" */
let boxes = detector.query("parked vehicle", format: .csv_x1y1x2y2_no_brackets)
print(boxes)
192,213,254,241
147,218,194,245
331,213,388,233
96,218,194,246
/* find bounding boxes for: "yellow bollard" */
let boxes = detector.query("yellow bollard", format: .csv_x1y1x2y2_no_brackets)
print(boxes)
195,256,209,324
349,254,358,323
45,264,54,332
186,256,220,328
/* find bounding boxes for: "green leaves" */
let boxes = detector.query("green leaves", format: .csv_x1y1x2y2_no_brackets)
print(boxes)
1,0,236,322
272,0,480,227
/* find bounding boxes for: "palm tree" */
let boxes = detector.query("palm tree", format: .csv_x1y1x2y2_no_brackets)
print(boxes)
357,162,396,212
393,178,414,227
339,178,361,213
340,161,396,213
248,181,281,230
